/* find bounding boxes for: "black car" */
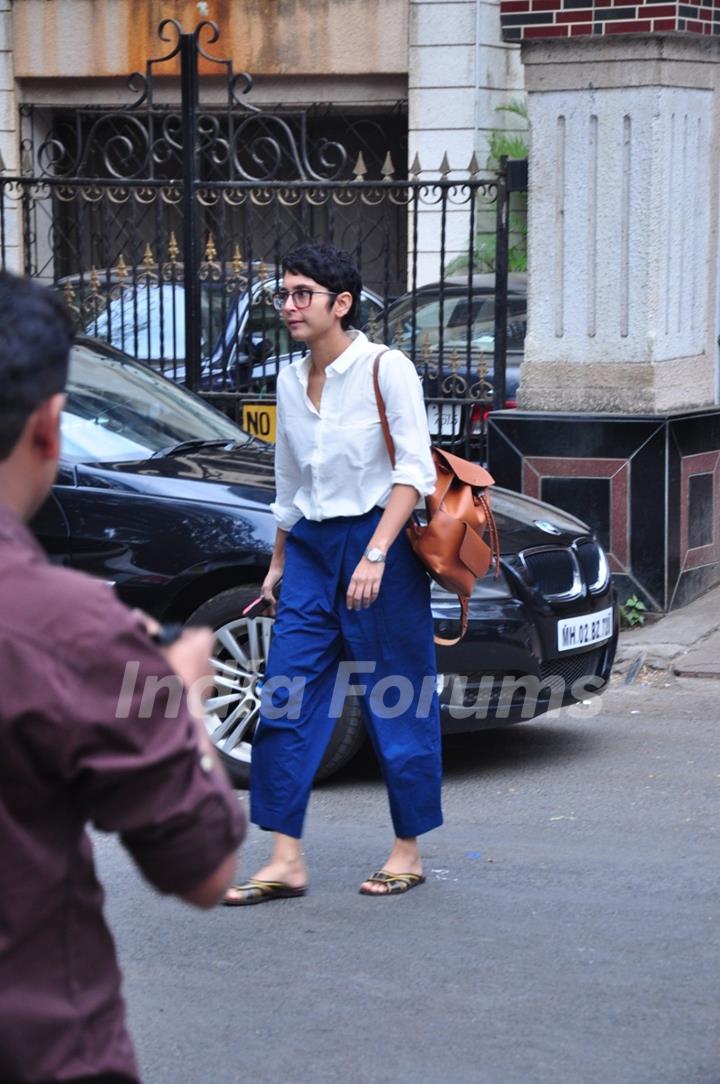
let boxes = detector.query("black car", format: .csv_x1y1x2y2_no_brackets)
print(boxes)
32,337,618,788
77,271,383,394
242,272,527,447
376,272,527,444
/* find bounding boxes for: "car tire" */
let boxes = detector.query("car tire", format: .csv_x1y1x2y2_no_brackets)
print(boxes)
186,585,367,789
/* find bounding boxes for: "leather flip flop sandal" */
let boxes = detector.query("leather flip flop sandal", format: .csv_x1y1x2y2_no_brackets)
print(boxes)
223,878,308,906
358,870,426,896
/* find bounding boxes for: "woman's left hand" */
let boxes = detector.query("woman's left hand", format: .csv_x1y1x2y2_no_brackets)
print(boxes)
346,557,385,610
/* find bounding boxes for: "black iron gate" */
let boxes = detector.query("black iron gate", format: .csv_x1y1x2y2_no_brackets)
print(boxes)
0,19,527,460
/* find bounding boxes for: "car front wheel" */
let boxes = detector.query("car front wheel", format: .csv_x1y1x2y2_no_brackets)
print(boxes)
186,586,366,789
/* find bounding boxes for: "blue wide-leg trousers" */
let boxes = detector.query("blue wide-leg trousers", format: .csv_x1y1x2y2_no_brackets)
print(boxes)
250,507,443,839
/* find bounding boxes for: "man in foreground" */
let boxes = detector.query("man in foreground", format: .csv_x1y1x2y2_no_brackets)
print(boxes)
0,272,246,1083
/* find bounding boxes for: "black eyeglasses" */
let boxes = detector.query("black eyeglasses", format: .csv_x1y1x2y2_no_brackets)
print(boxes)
271,288,337,311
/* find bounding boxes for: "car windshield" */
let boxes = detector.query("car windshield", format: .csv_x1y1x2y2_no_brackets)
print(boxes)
61,341,248,463
85,282,232,361
383,291,526,359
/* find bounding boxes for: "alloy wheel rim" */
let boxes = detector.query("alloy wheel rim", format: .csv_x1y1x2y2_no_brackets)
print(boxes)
204,614,274,764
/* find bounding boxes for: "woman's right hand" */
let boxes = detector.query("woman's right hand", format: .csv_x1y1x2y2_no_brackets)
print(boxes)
261,564,284,617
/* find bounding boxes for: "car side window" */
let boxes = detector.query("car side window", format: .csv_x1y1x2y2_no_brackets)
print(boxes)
387,298,442,351
245,292,293,358
506,297,527,352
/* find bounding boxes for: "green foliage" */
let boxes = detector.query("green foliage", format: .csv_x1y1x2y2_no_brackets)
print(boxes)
619,595,647,629
495,100,529,122
488,133,530,163
486,100,529,169
446,101,529,277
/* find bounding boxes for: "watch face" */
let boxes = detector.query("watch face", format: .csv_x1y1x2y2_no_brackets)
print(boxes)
366,547,385,563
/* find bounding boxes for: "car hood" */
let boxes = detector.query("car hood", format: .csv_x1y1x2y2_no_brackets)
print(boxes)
490,488,592,551
70,444,593,551
72,443,277,511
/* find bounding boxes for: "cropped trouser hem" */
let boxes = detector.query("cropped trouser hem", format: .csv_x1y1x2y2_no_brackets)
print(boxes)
250,804,443,841
251,803,305,839
388,811,444,840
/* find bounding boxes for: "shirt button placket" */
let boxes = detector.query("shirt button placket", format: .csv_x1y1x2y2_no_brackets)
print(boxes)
316,375,329,518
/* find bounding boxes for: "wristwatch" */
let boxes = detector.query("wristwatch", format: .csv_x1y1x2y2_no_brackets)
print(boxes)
364,546,386,564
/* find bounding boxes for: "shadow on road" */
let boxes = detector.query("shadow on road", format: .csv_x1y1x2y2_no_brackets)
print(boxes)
322,717,603,789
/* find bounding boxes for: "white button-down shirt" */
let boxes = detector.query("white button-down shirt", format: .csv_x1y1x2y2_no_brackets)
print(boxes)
270,330,437,531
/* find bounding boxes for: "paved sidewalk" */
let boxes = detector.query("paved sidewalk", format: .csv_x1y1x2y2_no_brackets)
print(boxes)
614,582,720,679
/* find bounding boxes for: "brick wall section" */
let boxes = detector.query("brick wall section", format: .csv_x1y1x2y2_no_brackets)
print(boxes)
500,0,718,40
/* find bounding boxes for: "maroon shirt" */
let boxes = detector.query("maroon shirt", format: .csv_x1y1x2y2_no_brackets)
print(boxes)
0,503,246,1083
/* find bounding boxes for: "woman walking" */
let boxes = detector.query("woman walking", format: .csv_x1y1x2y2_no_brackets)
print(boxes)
224,243,442,903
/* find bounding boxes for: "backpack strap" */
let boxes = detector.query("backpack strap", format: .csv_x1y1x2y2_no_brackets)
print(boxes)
372,349,395,467
431,596,469,647
372,349,469,646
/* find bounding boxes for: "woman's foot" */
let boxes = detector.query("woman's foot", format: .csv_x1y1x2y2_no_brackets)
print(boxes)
224,838,308,904
359,837,423,895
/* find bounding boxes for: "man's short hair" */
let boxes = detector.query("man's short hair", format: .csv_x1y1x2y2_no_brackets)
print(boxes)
0,272,75,460
281,243,362,330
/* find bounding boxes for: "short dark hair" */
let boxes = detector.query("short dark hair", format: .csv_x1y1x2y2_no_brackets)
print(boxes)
0,272,75,460
281,243,362,330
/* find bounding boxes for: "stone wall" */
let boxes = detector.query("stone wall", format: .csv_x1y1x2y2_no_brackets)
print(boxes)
0,0,19,272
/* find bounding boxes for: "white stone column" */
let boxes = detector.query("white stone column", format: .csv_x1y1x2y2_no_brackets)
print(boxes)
519,37,720,413
408,0,523,285
0,0,21,274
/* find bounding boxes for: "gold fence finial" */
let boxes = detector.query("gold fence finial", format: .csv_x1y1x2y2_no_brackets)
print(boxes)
232,243,245,276
381,151,395,181
168,231,180,263
468,151,480,178
142,242,155,269
410,152,422,178
116,253,128,281
476,349,488,384
439,153,451,178
204,233,217,263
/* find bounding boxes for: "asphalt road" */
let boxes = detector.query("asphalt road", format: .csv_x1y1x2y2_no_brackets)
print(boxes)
94,675,720,1084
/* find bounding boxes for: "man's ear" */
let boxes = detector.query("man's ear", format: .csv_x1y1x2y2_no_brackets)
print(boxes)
29,393,66,461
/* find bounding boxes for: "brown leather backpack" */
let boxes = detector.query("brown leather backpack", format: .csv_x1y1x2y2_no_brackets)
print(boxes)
373,351,500,645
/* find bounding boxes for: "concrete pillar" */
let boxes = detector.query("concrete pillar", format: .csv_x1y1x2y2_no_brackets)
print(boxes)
488,12,720,612
517,37,720,413
408,0,524,283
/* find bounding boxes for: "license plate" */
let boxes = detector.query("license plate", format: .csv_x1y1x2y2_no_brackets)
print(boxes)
557,606,613,652
241,403,277,443
427,402,461,436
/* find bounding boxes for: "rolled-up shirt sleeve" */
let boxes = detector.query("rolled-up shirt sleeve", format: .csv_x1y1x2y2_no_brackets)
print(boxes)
22,609,246,897
269,393,303,532
379,349,437,498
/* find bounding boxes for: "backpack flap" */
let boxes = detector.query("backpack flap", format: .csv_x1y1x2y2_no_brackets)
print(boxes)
432,447,495,490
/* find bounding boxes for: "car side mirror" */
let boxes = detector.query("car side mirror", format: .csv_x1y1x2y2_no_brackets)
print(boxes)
241,332,274,364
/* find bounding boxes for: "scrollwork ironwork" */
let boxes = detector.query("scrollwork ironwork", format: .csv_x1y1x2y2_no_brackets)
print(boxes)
3,18,521,443
22,19,399,184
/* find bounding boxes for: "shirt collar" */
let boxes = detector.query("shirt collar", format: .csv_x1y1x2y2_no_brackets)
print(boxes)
291,329,369,386
328,330,368,374
0,499,44,555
